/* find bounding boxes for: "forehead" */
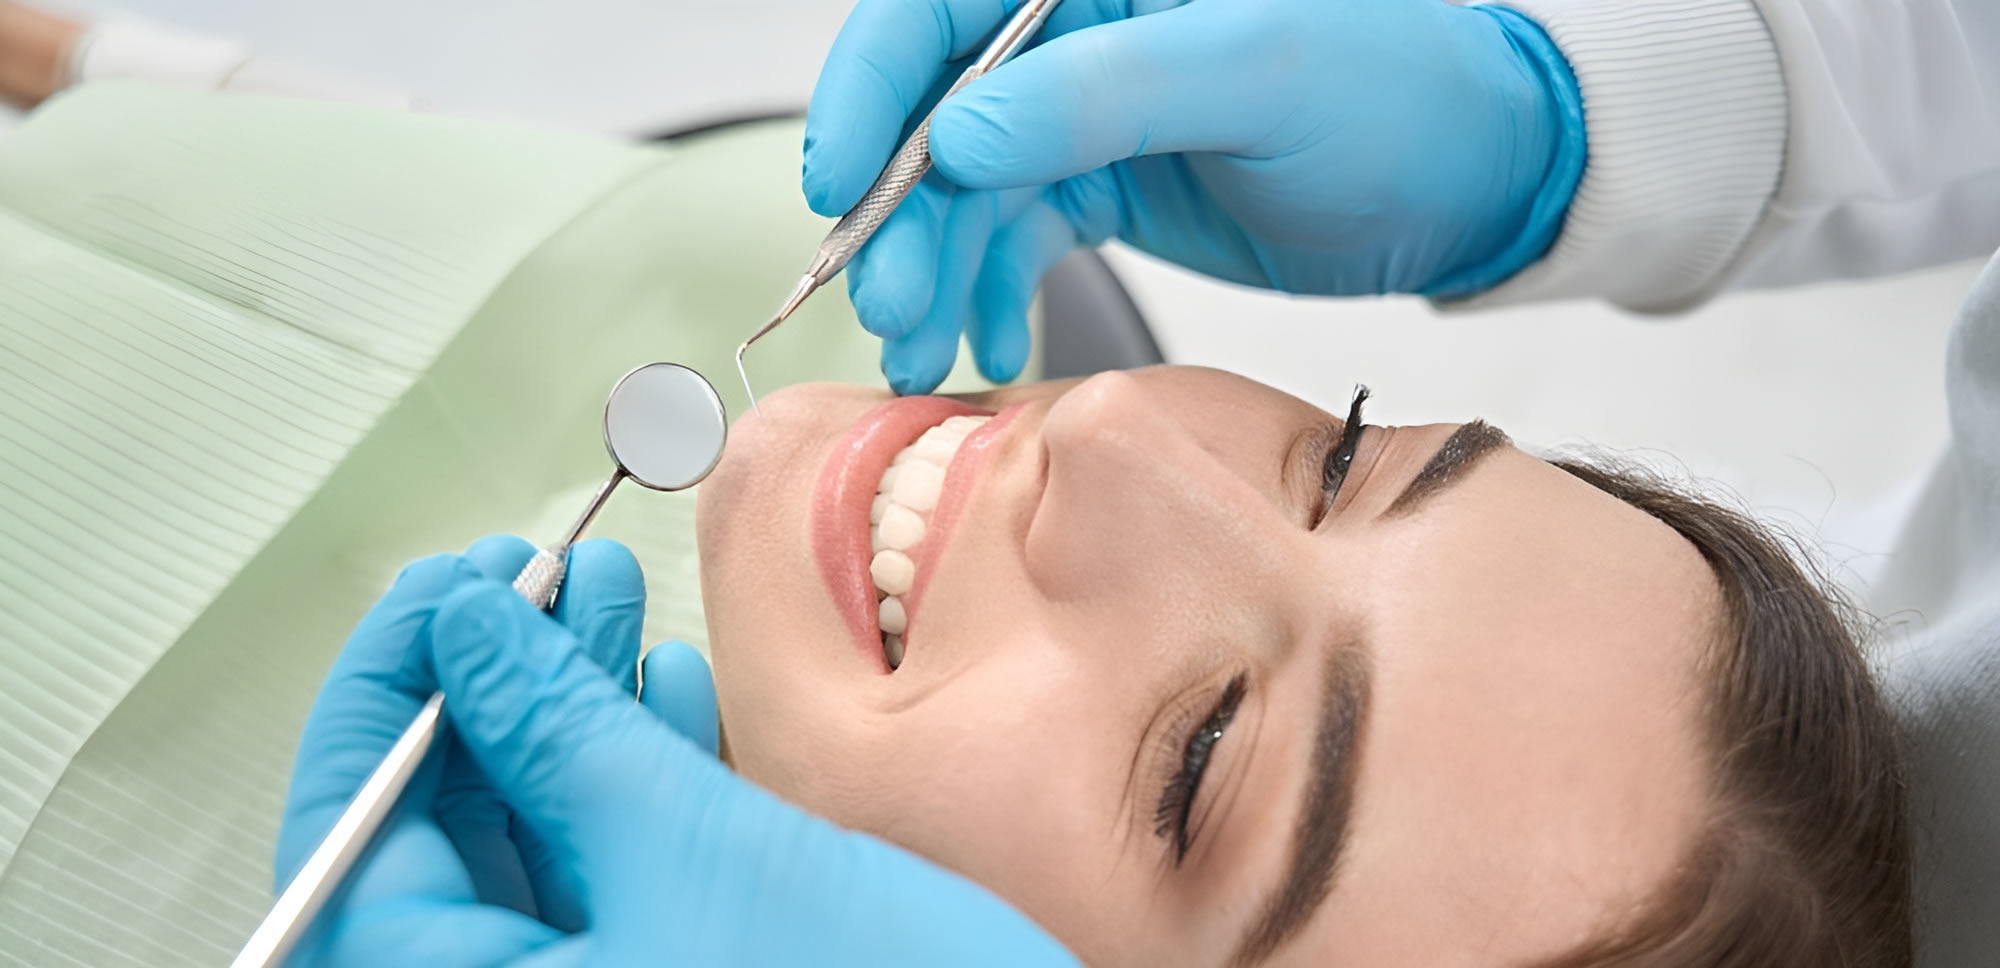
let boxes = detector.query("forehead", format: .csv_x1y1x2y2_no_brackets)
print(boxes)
1291,445,1721,965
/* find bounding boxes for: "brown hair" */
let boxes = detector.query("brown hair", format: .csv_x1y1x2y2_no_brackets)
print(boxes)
1541,457,1912,968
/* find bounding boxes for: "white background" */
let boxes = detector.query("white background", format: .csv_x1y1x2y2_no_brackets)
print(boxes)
5,0,1973,583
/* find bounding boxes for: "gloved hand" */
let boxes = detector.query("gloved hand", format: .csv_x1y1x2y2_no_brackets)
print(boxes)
803,0,1587,394
276,536,1079,967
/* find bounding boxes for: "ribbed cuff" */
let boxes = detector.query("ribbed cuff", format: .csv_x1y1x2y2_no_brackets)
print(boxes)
1445,0,1788,313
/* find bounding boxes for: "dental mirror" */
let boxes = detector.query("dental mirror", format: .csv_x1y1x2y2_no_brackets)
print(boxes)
605,361,729,491
552,361,729,552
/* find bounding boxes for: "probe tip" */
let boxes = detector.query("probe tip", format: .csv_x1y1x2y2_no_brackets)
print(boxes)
734,342,760,416
735,274,820,417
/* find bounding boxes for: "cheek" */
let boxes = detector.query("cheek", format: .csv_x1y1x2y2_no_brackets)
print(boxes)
721,642,1149,957
864,678,1152,962
841,654,1116,858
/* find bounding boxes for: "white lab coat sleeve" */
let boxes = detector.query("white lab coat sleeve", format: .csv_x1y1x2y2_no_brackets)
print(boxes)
1728,0,2000,292
1457,0,2000,313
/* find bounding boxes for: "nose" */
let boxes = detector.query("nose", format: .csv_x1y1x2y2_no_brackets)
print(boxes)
1024,372,1291,607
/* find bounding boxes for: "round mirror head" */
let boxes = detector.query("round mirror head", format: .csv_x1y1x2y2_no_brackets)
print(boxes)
602,362,728,491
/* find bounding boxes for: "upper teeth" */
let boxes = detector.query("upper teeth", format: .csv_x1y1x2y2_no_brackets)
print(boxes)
872,414,990,668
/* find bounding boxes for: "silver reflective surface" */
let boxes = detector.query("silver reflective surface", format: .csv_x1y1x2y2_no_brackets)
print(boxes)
602,362,727,491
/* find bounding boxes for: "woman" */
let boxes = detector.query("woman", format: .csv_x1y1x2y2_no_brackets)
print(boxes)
688,369,1910,964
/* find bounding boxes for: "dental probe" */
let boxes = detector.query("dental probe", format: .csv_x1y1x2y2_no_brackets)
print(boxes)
233,362,728,968
734,0,1068,412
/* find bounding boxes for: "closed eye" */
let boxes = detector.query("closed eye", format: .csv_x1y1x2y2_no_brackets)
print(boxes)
1154,673,1249,864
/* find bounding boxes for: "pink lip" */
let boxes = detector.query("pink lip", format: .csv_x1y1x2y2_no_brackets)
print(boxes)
811,397,1023,673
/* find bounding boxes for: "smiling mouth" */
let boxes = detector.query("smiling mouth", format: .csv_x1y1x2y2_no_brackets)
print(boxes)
866,414,993,669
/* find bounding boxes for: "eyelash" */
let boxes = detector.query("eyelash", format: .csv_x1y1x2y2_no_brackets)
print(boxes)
1313,385,1371,527
1154,673,1249,865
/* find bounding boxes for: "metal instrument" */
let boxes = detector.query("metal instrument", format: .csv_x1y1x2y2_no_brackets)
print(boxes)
734,0,1068,410
233,361,729,968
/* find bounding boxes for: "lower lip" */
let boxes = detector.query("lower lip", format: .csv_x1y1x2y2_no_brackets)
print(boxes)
812,397,992,670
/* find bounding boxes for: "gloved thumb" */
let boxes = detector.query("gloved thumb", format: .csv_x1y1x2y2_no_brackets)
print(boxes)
928,3,1286,190
638,641,720,756
428,579,688,869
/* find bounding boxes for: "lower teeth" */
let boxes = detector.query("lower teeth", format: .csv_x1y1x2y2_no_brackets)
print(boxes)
884,634,905,669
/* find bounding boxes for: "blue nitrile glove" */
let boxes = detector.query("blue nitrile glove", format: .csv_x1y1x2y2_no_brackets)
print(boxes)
276,537,1080,967
804,0,1587,394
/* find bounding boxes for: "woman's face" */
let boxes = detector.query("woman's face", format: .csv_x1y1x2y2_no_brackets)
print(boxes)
696,367,1718,966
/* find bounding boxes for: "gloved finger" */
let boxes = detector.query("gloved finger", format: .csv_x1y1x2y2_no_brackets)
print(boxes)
513,538,648,931
432,534,541,916
550,539,647,694
429,536,643,921
930,3,1286,190
638,641,720,756
882,188,1001,394
846,178,950,339
428,579,690,881
277,553,480,886
970,198,1080,384
433,744,537,918
803,0,1054,216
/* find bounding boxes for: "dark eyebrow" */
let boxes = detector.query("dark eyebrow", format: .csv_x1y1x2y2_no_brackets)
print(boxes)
1231,646,1372,966
1384,420,1511,518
